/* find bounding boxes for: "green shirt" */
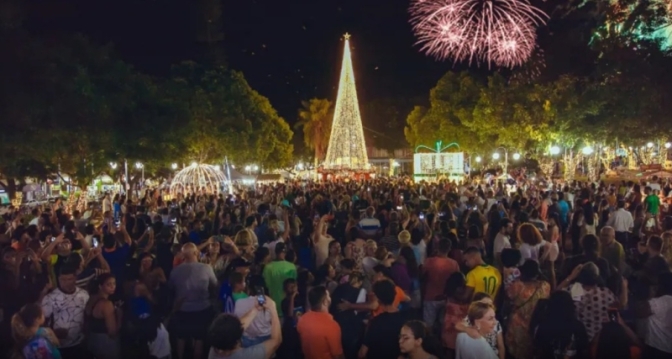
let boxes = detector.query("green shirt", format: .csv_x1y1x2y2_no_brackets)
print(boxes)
262,260,297,316
232,292,249,302
644,194,660,215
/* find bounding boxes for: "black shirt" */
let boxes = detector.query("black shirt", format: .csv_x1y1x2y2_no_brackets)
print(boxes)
363,310,412,359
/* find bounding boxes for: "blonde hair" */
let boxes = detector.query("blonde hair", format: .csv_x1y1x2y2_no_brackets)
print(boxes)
467,301,495,324
518,223,543,246
234,229,252,247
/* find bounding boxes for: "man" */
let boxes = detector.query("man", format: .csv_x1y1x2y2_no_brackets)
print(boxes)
359,280,412,359
464,247,502,300
297,286,344,359
644,186,661,229
638,272,672,358
169,243,218,359
220,258,252,313
599,226,625,273
207,307,282,359
379,221,402,254
233,293,279,348
41,265,89,358
262,242,297,316
421,237,459,328
358,206,381,238
607,200,634,246
493,218,513,267
101,226,132,286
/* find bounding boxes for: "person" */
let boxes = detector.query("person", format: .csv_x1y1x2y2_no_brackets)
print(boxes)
455,293,504,359
11,303,62,359
399,320,442,359
262,242,297,316
643,186,660,228
219,258,252,314
636,272,672,358
455,302,498,359
599,226,625,273
207,307,282,359
532,291,589,359
328,271,366,359
607,200,634,246
41,265,89,358
358,206,381,238
422,237,459,328
493,218,513,268
279,278,304,359
168,243,218,359
442,272,470,356
233,291,276,348
296,286,344,359
591,320,641,359
84,273,121,359
359,280,412,359
464,247,501,301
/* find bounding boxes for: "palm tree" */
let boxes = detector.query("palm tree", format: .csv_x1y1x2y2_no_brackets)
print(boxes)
295,98,333,172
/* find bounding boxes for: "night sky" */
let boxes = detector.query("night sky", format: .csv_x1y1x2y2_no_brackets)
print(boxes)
26,0,458,125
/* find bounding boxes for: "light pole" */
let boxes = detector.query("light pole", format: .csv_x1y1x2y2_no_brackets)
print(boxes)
135,162,144,183
492,147,520,174
171,163,178,170
245,165,251,175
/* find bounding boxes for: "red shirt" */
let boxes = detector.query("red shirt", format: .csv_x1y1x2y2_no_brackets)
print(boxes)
297,311,343,359
422,256,459,301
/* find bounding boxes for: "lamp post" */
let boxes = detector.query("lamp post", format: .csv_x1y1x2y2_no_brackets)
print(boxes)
245,165,251,175
171,163,178,170
492,147,520,174
135,162,144,183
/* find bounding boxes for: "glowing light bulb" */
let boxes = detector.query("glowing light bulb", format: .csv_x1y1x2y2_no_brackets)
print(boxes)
550,146,560,155
475,156,482,163
171,163,178,170
512,153,521,160
582,146,593,155
492,153,500,160
647,142,654,148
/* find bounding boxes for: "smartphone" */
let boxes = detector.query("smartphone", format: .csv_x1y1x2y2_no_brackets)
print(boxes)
608,308,618,322
92,237,99,248
51,237,56,242
419,213,425,220
396,206,402,210
114,219,121,228
257,294,266,307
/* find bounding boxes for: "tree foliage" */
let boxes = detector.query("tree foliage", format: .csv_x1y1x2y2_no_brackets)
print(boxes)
295,98,332,166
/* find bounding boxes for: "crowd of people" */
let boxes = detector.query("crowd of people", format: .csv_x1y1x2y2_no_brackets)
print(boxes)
1,176,672,359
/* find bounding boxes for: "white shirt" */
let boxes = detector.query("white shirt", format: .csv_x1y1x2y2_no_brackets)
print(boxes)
314,234,332,267
456,332,498,359
264,238,282,260
519,241,547,263
234,297,272,338
607,208,634,232
645,295,672,353
149,324,172,358
41,287,89,347
493,233,511,254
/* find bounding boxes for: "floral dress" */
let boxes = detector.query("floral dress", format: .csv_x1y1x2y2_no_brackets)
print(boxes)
505,280,551,359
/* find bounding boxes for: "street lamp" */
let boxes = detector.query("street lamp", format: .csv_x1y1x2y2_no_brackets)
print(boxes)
512,153,521,161
492,152,500,160
647,142,654,148
297,163,304,170
582,146,594,155
665,142,671,149
109,162,117,170
550,145,561,155
135,162,144,183
252,165,259,172
190,161,198,167
171,163,178,170
475,156,482,163
492,147,513,173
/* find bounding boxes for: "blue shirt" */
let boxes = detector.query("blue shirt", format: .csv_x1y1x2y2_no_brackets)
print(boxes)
219,281,235,314
558,200,570,226
102,243,130,280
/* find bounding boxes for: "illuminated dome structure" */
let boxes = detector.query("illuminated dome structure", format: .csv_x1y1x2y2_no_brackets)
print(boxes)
170,163,226,195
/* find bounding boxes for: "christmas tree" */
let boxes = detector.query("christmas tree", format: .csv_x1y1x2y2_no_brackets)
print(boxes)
324,33,369,170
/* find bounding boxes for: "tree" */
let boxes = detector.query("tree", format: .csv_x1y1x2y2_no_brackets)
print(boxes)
295,98,332,169
169,62,293,169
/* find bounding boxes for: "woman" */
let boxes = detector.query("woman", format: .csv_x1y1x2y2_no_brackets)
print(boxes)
399,320,442,359
532,291,589,359
314,263,338,294
505,260,551,359
198,236,235,279
11,303,61,359
85,273,122,359
391,246,417,296
324,240,343,273
518,223,551,263
344,227,366,270
455,302,498,359
569,208,585,254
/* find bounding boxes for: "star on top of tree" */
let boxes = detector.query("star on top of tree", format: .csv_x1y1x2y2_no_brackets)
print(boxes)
343,33,351,40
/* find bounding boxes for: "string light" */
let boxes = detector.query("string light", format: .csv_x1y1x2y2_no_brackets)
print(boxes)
170,163,227,196
324,33,369,170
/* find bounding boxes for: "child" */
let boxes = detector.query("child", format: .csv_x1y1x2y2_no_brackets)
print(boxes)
11,303,61,359
455,293,505,359
230,272,248,302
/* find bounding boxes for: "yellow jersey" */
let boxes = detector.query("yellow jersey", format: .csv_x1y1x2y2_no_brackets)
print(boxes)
466,264,502,300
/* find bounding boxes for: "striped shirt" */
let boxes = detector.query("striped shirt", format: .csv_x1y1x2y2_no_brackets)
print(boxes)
358,217,381,236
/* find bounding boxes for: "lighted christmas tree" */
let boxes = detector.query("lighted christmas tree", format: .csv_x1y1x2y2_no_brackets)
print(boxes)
324,33,370,170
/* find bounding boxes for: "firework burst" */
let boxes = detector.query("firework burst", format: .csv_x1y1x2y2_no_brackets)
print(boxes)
409,0,548,68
